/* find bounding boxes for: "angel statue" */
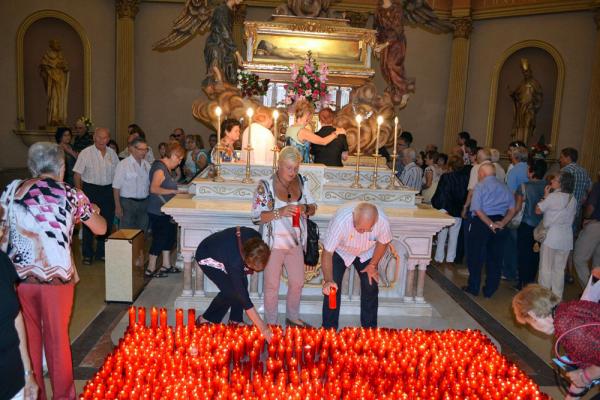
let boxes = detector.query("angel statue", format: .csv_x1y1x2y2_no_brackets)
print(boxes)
374,0,452,105
153,0,244,86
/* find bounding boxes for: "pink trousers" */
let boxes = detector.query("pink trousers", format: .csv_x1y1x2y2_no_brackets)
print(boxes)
17,283,76,400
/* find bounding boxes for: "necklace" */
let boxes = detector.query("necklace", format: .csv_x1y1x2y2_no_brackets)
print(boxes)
276,173,292,202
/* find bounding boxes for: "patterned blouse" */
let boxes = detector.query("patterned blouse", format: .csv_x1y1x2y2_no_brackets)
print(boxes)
0,178,93,283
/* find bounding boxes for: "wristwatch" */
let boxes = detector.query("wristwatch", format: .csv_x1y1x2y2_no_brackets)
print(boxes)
24,369,33,377
489,223,494,229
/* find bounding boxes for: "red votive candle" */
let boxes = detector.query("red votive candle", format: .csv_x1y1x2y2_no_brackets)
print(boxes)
150,307,158,329
329,287,337,310
292,206,300,228
160,308,167,328
175,309,184,327
128,306,136,328
188,309,196,328
137,307,146,326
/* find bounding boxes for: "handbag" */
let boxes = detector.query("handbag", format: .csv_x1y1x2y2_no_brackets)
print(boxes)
299,175,320,267
533,193,573,244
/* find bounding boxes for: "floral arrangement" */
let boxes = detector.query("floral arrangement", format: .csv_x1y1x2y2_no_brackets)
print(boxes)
236,70,270,98
530,142,551,160
284,51,329,109
77,116,93,131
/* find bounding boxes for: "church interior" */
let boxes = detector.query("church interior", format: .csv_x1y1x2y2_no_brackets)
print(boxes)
1,0,599,399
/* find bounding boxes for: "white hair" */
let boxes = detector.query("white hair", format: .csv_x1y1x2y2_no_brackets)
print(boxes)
27,142,64,177
402,148,416,162
490,148,501,163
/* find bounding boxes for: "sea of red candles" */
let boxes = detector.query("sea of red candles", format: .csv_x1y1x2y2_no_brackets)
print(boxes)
82,306,549,400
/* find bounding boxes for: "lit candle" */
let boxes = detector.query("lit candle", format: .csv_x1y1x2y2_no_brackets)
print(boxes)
393,116,398,152
188,309,196,329
355,114,363,155
215,106,222,151
128,306,136,328
160,308,167,328
137,307,146,327
175,308,184,328
150,307,158,329
376,115,384,156
272,109,279,135
246,108,254,149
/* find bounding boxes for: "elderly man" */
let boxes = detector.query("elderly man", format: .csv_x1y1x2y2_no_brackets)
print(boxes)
72,118,93,153
73,127,119,264
113,137,151,232
398,148,423,191
464,163,516,297
321,202,392,329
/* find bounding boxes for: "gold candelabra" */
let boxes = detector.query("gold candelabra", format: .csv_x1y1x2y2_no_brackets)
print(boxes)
213,106,224,182
369,116,384,190
350,114,363,189
242,108,255,184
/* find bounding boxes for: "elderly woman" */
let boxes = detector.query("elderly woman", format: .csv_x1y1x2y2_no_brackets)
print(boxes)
146,142,188,277
513,284,600,399
286,100,342,163
195,227,272,341
211,118,241,163
0,142,106,399
183,134,208,180
251,146,317,327
536,171,577,298
241,106,276,165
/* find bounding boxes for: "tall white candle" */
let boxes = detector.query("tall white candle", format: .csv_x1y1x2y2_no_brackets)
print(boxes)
355,114,363,155
246,107,254,148
215,106,222,142
393,116,398,152
376,115,383,155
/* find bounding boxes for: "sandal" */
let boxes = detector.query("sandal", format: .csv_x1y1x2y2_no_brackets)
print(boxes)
161,266,181,273
145,268,167,278
285,318,313,328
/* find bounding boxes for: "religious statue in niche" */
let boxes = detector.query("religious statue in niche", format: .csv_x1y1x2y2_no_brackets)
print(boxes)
273,0,336,18
39,39,69,127
153,0,244,86
510,58,543,143
374,0,452,105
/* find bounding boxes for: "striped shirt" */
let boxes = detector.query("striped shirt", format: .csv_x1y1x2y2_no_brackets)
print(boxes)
399,162,423,191
323,204,393,267
73,145,119,186
561,162,591,207
112,155,151,199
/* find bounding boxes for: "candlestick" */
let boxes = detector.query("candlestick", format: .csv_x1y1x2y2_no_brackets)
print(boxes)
370,116,384,189
213,106,224,182
242,107,254,184
272,109,280,175
350,114,363,189
387,117,400,190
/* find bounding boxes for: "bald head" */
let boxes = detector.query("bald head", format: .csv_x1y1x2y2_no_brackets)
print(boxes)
353,202,379,233
478,163,496,181
94,127,110,150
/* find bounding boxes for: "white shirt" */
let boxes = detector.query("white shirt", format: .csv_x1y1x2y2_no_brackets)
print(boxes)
73,145,119,186
493,162,506,182
241,123,275,165
323,204,393,267
112,155,151,199
538,192,577,251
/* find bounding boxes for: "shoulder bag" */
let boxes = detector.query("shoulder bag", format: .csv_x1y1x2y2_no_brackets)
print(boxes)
299,175,320,267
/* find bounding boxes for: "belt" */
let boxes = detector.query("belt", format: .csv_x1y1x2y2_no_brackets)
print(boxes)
121,197,148,202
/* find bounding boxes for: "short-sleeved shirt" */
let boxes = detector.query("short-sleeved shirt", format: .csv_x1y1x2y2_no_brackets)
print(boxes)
470,175,515,217
72,145,119,186
586,182,600,221
516,180,546,227
506,162,529,193
112,155,151,199
0,178,93,282
147,160,179,215
399,162,423,191
561,162,591,208
538,191,577,251
323,204,393,267
195,227,260,310
310,126,348,167
0,251,24,399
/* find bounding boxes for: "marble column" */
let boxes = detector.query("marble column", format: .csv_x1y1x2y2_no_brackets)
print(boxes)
442,17,473,153
115,0,139,151
580,9,600,176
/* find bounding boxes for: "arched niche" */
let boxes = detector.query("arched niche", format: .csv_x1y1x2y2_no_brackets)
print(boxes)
15,10,91,138
485,40,564,157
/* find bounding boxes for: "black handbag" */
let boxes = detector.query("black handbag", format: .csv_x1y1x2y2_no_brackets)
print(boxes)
304,217,319,267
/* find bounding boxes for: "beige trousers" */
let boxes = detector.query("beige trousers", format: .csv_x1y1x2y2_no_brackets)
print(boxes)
573,220,600,287
538,244,570,298
263,245,305,324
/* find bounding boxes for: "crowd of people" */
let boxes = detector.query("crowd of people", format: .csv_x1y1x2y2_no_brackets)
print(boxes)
0,102,598,399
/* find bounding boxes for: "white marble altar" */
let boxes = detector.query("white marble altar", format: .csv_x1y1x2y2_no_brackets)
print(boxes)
163,163,454,319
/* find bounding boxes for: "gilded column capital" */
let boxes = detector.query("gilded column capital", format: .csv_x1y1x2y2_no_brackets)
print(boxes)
452,17,473,39
116,0,140,19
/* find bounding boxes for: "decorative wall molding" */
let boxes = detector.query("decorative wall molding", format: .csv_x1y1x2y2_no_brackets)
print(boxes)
452,17,472,39
485,40,565,157
15,10,92,131
116,0,140,19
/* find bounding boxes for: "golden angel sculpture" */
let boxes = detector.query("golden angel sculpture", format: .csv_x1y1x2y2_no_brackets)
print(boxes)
510,58,543,143
374,0,452,104
40,39,69,127
153,0,244,86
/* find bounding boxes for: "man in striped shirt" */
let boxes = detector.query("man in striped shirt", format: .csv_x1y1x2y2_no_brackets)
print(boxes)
398,148,423,191
321,202,392,329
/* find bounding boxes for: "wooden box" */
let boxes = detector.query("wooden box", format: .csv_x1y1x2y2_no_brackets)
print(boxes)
105,229,145,302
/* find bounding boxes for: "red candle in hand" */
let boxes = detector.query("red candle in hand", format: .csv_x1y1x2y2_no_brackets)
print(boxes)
292,206,301,228
128,306,136,328
175,309,184,327
150,307,158,329
329,287,337,310
138,307,146,327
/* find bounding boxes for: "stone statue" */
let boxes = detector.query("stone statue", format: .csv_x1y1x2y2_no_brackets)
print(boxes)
274,0,336,18
39,39,69,127
374,0,452,105
510,58,543,143
153,0,244,86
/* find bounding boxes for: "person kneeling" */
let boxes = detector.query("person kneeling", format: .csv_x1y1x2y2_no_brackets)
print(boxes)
195,227,273,342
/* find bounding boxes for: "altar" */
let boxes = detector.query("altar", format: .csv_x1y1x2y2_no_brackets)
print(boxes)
162,163,454,319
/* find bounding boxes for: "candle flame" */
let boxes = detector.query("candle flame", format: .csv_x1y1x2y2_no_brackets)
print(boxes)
273,109,279,120
215,106,222,117
377,115,384,125
246,108,254,118
394,116,398,124
355,114,363,123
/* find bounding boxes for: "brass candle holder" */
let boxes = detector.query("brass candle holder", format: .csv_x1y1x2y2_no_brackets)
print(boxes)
213,106,225,182
386,153,399,190
350,114,363,189
242,108,254,184
369,153,382,189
